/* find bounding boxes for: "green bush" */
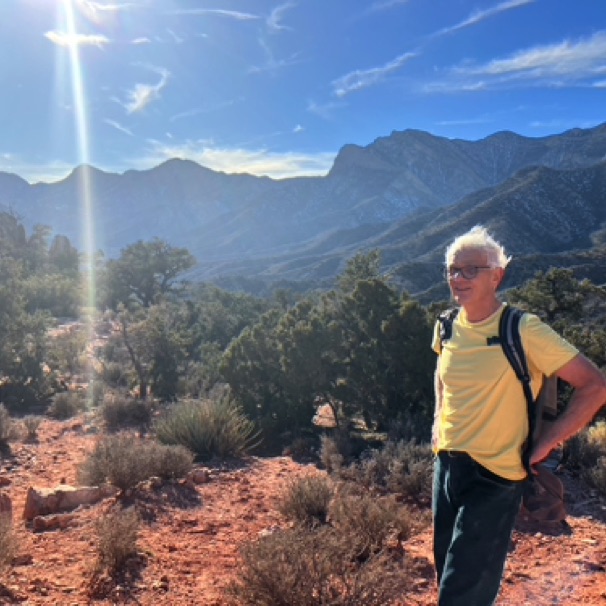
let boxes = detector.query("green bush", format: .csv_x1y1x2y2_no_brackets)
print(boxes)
100,394,152,432
48,391,84,420
155,397,259,461
77,433,193,490
278,475,332,528
95,508,139,572
226,525,409,606
586,456,606,496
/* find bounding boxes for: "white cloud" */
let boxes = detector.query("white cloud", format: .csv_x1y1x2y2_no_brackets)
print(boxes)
425,31,606,92
307,99,345,119
267,3,296,32
124,68,170,114
45,30,110,48
368,0,409,12
137,140,335,179
105,119,133,136
131,37,151,45
332,51,417,97
166,9,259,21
436,0,535,36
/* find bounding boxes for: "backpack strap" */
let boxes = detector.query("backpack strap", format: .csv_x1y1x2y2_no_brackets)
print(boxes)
438,308,459,352
498,306,535,476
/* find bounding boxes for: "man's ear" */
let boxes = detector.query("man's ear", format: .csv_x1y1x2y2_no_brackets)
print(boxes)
493,267,505,289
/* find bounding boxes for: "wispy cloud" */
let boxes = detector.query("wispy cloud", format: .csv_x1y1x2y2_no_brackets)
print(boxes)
249,38,301,74
138,140,335,178
165,9,260,21
131,37,150,45
45,31,110,48
435,0,535,36
105,119,133,136
427,31,606,92
367,0,409,13
169,98,244,123
124,67,170,114
332,51,417,97
307,99,345,119
267,2,296,32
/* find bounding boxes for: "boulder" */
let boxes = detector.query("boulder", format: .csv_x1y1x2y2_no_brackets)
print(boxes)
23,484,118,521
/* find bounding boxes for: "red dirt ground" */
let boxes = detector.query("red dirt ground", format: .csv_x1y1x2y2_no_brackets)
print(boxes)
1,417,605,605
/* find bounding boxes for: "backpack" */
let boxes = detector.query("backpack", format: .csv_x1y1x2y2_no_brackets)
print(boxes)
437,305,567,523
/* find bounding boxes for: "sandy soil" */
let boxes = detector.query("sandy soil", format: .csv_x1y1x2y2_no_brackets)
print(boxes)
0,417,605,605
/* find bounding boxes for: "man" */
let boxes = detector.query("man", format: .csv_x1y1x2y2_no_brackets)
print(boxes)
432,225,606,606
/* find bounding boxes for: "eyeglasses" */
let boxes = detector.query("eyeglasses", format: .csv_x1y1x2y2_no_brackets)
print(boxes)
445,265,493,280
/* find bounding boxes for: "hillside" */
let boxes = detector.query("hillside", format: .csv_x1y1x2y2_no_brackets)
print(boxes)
1,417,605,605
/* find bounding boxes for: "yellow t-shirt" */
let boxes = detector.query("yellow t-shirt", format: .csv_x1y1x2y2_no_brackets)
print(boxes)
432,304,578,481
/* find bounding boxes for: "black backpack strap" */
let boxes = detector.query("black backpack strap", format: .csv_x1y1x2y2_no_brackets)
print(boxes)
498,306,535,476
438,308,459,352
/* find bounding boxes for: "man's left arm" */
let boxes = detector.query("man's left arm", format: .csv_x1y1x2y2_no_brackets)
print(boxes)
530,354,606,467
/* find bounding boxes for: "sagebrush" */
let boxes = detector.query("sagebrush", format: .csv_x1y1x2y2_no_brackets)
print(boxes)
77,433,193,490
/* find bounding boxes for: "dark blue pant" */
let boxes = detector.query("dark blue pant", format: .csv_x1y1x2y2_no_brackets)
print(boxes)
433,451,524,606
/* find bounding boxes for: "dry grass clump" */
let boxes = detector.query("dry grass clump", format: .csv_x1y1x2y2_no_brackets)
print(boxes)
571,421,606,495
0,405,14,451
326,439,433,504
277,475,332,527
77,433,193,491
236,471,421,605
329,487,413,560
100,394,152,432
94,508,140,572
22,415,42,441
0,514,16,575
227,524,410,606
48,391,85,420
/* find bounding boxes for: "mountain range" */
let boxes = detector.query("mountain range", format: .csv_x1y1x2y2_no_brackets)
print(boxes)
2,123,606,301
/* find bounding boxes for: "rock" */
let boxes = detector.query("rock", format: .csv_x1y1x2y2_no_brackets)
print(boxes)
188,469,210,485
23,484,118,521
0,476,11,487
32,513,77,532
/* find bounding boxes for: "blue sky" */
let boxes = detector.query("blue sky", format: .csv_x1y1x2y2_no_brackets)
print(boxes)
2,0,605,184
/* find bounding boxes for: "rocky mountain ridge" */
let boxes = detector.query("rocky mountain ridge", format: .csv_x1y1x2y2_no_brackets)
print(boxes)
2,123,606,297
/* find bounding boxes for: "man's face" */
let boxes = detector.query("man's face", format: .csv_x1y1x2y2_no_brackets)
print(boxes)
446,248,502,308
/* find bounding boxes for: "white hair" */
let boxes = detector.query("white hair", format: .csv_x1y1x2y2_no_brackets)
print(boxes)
445,225,511,268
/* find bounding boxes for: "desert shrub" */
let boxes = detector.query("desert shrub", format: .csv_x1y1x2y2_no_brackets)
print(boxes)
100,394,152,432
336,440,433,504
77,433,193,490
0,514,16,574
0,405,13,447
565,421,606,471
86,380,105,408
319,433,345,474
278,475,332,528
329,488,412,560
99,362,129,388
155,397,259,461
95,508,139,572
48,391,84,420
22,415,42,441
226,525,409,606
585,456,606,496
